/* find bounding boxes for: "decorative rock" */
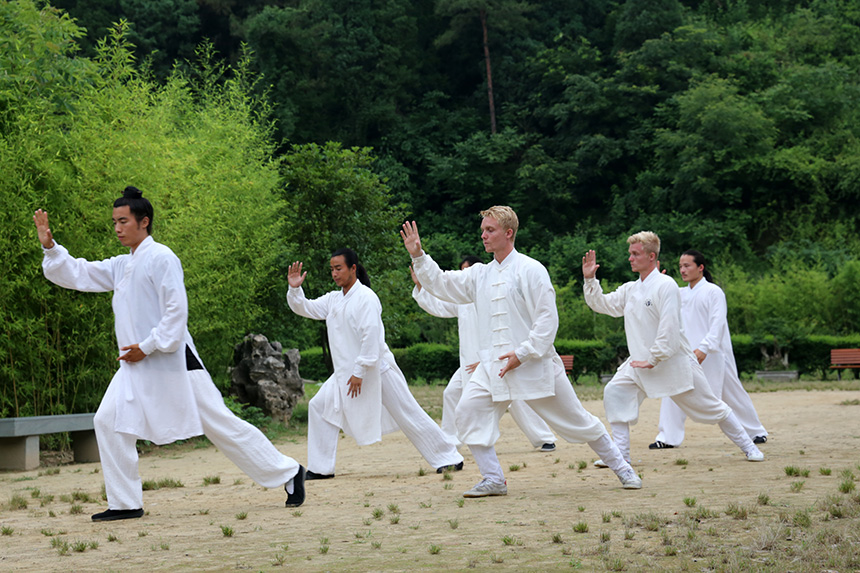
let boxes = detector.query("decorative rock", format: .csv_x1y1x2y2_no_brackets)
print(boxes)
229,334,306,423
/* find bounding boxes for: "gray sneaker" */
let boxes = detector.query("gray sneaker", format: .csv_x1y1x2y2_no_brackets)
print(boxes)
463,479,507,498
619,469,642,490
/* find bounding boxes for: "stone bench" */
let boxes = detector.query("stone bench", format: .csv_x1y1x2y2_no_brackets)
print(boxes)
754,370,799,382
0,414,99,471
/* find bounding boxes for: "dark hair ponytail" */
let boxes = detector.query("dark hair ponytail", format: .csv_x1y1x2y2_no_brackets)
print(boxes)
682,249,714,283
459,255,483,268
331,248,371,288
113,186,154,234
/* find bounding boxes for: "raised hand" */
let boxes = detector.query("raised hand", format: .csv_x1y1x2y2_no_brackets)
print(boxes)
287,261,307,288
582,249,600,279
33,209,55,249
400,221,423,258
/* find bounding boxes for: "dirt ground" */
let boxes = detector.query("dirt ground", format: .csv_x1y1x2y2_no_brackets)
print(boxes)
1,388,859,572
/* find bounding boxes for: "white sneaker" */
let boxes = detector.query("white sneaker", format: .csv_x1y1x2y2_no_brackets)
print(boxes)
463,479,507,498
619,469,642,490
745,448,764,462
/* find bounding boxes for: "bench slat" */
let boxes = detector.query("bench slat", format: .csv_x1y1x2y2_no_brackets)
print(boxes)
0,414,95,437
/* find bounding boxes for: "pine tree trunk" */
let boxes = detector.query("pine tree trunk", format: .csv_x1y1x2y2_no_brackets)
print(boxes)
480,9,497,134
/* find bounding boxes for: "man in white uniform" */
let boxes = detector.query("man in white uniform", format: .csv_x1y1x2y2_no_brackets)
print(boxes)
34,187,305,522
402,206,641,498
287,249,463,479
411,257,557,452
650,250,767,449
582,232,764,466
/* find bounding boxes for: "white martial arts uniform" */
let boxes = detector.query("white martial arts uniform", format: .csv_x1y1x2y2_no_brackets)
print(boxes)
583,271,760,461
412,285,556,448
412,249,631,485
654,279,767,445
287,282,463,475
42,237,300,510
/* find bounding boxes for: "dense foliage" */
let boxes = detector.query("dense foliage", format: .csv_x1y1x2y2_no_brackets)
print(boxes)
3,0,860,417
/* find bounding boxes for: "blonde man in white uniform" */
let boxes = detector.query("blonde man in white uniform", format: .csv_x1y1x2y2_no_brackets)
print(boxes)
650,250,767,449
411,257,557,453
582,232,764,466
402,207,641,498
34,187,305,522
287,248,463,479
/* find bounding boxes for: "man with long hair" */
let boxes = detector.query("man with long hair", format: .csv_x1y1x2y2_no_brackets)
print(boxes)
287,248,463,479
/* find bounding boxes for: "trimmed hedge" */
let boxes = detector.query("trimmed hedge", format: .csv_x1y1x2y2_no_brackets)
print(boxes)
298,334,860,385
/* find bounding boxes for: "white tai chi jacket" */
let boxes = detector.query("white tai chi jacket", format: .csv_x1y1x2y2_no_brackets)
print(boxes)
287,282,398,446
583,271,695,398
41,236,204,444
412,286,480,376
681,278,736,395
411,250,562,402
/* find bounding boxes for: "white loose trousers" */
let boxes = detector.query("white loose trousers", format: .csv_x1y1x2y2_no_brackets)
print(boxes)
455,361,607,448
307,367,463,475
441,367,555,448
94,369,300,510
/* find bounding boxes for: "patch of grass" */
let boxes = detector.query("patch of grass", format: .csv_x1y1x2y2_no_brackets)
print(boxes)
577,505,586,512
820,467,832,476
456,499,464,508
508,464,520,472
1,526,14,536
838,480,856,494
602,511,612,523
443,483,453,490
490,554,504,563
419,501,432,509
757,492,770,506
39,468,60,476
107,534,118,542
30,488,41,498
792,510,812,528
675,459,688,466
387,503,400,514
683,497,697,507
501,535,523,546
138,531,148,537
142,477,184,491
69,504,84,515
600,531,611,543
623,529,635,540
389,515,400,524
429,544,441,554
235,511,247,520
233,479,243,485
292,510,302,517
220,525,234,537
372,507,384,519
572,522,588,533
551,532,563,544
203,475,221,485
8,494,27,510
417,467,426,476
725,502,749,520
790,480,806,493
839,398,860,405
442,471,452,481
51,537,70,555
448,518,459,530
40,494,55,506
371,541,381,549
578,460,588,470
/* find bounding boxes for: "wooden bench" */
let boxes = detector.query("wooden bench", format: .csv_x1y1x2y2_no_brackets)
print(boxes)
560,355,574,380
831,348,860,380
0,414,99,471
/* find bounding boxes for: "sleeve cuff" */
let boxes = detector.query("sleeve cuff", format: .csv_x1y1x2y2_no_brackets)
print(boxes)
352,365,367,379
138,331,157,356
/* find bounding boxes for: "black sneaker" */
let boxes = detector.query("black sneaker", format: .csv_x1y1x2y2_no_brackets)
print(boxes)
285,465,306,507
436,461,464,474
91,508,144,522
540,443,556,452
306,470,335,480
648,441,675,449
753,436,768,444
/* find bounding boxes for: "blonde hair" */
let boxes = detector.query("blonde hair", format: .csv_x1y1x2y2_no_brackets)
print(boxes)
627,231,661,257
479,205,519,240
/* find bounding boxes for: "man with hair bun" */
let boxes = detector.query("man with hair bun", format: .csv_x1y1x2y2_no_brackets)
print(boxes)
582,232,765,467
34,186,306,522
402,206,641,498
287,248,463,479
650,250,768,449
